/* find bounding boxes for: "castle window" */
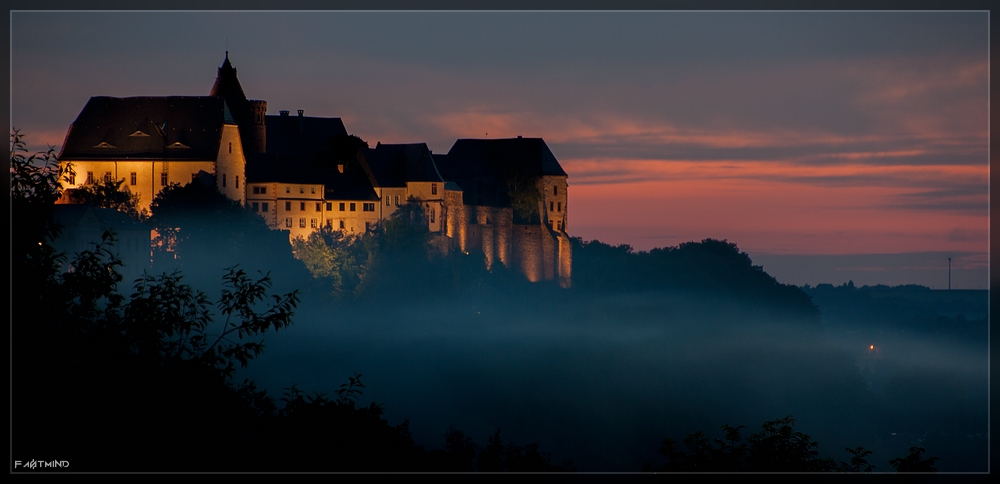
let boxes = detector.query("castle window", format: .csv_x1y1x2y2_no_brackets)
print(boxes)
339,202,345,211
300,202,305,211
262,203,268,213
222,174,227,187
253,186,260,194
311,219,317,228
316,202,321,212
286,186,291,193
160,173,168,186
299,218,306,228
362,203,375,212
285,201,291,211
385,195,390,206
394,195,399,206
261,187,267,194
557,202,561,212
327,202,332,211
432,183,438,195
68,172,76,185
554,186,558,195
285,218,292,228
235,176,239,188
299,187,304,194
252,202,259,212
550,201,554,211
130,172,137,185
229,142,232,154
104,172,113,183
326,220,332,228
311,187,316,194
429,207,435,224
557,221,562,231
350,203,356,212
339,220,345,229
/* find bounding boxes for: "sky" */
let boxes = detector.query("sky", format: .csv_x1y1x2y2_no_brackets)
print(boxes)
9,10,989,288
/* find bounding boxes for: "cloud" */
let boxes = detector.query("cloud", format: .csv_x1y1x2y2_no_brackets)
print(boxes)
948,228,989,243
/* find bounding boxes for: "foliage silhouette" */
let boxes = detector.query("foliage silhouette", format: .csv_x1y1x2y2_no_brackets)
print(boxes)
12,131,568,472
889,446,939,472
643,415,856,472
67,176,148,220
507,170,541,223
646,416,937,473
571,237,819,319
147,178,311,296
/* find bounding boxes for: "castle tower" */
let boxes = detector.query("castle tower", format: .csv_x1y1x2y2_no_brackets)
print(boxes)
210,52,266,154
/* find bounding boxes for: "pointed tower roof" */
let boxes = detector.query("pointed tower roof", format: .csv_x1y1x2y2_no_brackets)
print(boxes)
209,51,247,100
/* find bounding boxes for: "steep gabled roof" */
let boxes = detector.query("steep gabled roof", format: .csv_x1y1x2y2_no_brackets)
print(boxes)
360,142,445,188
246,152,379,202
264,114,349,157
246,114,377,202
439,137,568,180
59,96,227,161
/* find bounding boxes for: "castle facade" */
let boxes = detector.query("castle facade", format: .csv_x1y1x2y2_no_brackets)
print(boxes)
58,54,571,286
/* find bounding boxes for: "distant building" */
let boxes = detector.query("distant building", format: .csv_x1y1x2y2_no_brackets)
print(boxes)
58,53,571,286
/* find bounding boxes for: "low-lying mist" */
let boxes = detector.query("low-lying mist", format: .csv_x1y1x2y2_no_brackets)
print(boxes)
98,191,986,472
237,287,988,471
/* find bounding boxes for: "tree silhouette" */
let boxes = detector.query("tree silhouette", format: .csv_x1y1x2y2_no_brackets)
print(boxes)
889,446,938,472
67,176,148,220
646,416,879,472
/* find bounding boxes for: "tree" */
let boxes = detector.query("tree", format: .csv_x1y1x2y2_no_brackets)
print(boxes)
841,446,875,473
291,225,376,298
11,129,69,328
647,416,843,472
889,446,938,473
67,176,148,220
744,416,835,471
507,170,541,223
147,179,310,294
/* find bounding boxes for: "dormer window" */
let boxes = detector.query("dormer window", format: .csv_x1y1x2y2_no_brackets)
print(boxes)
166,141,190,149
128,130,150,137
93,141,116,149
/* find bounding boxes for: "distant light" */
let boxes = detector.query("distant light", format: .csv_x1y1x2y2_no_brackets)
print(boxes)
869,345,875,350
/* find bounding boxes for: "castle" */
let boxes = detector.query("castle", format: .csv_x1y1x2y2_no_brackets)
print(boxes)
58,53,571,286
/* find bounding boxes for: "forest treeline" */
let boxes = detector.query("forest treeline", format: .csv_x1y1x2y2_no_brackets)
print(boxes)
11,131,936,472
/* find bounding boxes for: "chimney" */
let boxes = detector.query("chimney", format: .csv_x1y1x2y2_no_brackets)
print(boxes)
297,109,304,134
279,110,289,116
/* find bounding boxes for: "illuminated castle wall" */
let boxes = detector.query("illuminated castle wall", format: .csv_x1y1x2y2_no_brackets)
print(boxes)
58,53,571,286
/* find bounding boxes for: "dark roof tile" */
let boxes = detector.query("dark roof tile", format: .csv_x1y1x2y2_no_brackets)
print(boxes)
59,96,227,161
